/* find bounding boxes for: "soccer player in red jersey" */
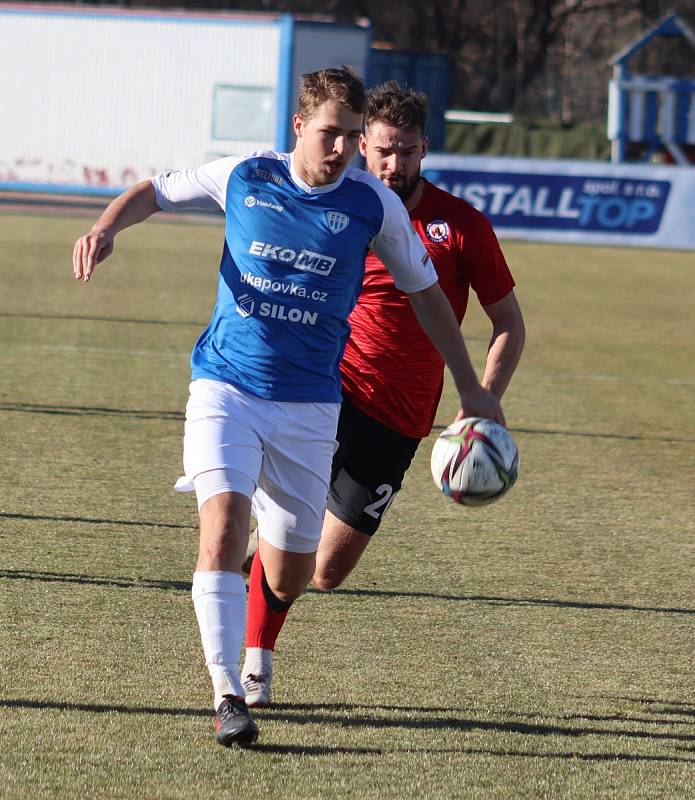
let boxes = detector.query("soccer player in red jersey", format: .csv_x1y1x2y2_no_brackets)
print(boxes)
241,82,525,706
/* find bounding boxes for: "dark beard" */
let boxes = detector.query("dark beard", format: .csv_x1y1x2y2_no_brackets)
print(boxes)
393,174,421,203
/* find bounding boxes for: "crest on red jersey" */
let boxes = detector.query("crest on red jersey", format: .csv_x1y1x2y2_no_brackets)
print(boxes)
426,220,450,242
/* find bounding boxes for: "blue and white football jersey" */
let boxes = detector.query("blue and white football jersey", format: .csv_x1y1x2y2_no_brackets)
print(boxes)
152,152,436,402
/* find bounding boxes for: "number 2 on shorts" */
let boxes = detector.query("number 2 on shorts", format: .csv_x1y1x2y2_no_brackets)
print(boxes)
363,483,396,520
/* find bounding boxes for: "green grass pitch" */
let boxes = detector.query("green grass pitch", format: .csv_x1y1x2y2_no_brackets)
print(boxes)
0,211,693,799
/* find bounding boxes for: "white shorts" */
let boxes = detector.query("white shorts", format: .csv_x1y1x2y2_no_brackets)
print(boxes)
174,379,340,553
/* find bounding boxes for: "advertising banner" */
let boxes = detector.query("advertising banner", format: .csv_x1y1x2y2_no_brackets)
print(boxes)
422,154,695,250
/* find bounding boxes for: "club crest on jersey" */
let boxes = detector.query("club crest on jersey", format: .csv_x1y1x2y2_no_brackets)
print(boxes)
325,211,349,234
426,220,450,243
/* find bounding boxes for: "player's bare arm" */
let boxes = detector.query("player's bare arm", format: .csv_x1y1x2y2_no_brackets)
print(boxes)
72,180,161,283
406,282,505,425
480,290,525,398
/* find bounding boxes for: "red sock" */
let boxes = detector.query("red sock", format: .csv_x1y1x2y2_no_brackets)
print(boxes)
245,550,292,650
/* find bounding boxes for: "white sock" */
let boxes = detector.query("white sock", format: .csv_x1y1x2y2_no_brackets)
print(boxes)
192,570,247,709
242,646,274,679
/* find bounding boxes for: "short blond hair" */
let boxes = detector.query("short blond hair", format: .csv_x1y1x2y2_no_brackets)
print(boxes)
298,66,367,119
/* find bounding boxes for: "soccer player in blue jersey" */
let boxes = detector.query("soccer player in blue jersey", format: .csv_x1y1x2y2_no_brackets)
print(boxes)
73,66,504,748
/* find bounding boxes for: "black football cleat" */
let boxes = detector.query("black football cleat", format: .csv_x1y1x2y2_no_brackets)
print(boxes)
214,695,259,747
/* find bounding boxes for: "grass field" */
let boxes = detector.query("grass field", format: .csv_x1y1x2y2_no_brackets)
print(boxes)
1,211,693,799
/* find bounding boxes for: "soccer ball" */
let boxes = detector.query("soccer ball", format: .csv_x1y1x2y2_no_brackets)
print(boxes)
430,417,519,507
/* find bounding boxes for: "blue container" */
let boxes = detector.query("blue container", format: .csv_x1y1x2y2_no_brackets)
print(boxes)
368,50,450,150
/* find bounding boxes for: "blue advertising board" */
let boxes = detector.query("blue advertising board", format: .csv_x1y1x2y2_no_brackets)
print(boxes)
422,155,695,250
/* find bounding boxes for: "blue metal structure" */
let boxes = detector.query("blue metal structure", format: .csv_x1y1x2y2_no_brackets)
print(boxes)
368,50,449,150
607,12,695,164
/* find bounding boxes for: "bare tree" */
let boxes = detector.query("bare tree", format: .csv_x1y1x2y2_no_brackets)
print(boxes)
28,0,695,123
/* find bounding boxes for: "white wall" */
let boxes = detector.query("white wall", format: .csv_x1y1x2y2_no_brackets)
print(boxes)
0,7,281,188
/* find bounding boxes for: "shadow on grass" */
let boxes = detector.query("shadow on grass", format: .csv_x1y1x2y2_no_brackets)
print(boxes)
247,744,384,755
418,749,693,764
257,705,695,745
241,744,694,763
1,567,693,615
0,569,191,592
2,400,693,443
456,707,695,728
3,698,693,763
1,698,209,717
0,311,204,327
607,696,695,718
271,701,695,728
0,401,184,421
0,512,195,530
325,586,695,615
432,423,694,444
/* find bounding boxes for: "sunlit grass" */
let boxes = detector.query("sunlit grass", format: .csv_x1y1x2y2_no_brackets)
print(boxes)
1,214,693,799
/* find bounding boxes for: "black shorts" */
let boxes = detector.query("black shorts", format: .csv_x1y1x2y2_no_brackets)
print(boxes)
326,395,421,536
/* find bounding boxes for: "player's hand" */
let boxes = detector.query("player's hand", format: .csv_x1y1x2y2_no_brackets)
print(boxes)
455,386,506,427
73,229,114,283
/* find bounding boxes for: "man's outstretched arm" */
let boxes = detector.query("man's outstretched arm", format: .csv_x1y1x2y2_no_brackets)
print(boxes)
480,290,525,399
73,180,161,283
407,282,505,425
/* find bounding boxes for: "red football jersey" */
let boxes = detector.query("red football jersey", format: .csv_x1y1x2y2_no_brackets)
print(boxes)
340,179,515,438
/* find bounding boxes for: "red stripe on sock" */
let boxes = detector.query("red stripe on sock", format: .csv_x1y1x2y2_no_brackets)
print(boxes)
245,551,291,650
